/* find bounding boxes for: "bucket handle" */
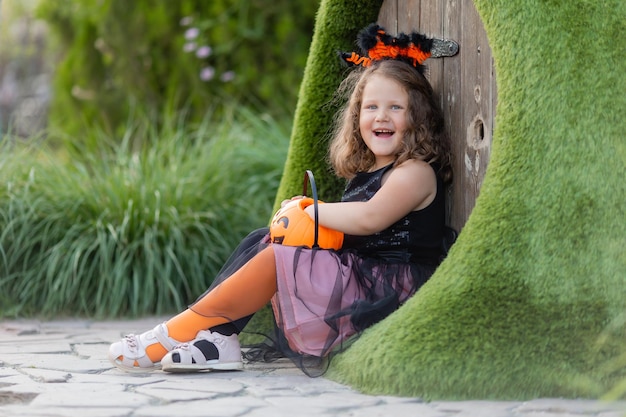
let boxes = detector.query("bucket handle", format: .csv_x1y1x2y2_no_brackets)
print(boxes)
302,170,320,248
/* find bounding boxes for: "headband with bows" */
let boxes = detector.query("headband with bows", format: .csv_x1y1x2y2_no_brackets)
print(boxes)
339,24,459,74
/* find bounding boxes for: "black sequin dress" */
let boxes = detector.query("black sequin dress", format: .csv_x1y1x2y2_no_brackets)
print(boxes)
271,163,445,356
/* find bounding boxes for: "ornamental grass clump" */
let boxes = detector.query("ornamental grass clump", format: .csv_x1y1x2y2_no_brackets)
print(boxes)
0,108,289,318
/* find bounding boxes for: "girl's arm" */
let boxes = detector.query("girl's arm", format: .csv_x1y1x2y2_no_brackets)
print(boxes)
307,160,437,236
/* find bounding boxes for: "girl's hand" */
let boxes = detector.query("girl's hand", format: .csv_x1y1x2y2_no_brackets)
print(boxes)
280,195,304,208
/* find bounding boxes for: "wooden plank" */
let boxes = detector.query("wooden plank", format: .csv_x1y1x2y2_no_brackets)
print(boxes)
442,0,463,228
456,0,481,230
377,0,398,32
397,0,421,33
418,0,443,93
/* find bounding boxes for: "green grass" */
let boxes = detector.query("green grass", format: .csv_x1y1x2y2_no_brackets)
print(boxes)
0,107,289,318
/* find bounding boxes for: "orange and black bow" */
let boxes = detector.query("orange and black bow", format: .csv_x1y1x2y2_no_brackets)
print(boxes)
340,24,458,74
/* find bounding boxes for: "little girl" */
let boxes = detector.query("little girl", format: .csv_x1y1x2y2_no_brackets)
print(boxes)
109,24,453,373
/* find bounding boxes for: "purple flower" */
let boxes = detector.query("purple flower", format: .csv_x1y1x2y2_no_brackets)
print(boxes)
196,46,212,58
200,66,215,81
180,16,193,26
183,42,197,52
220,71,235,82
184,27,199,40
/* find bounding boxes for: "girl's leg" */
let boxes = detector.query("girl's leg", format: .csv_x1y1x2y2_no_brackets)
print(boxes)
143,246,278,362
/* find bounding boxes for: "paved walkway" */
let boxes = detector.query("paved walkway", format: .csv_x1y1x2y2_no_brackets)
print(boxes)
0,318,624,417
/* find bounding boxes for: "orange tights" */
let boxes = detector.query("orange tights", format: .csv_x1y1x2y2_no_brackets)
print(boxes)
145,246,278,362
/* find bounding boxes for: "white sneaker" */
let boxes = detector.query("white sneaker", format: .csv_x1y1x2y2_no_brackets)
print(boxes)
108,322,179,372
161,330,243,373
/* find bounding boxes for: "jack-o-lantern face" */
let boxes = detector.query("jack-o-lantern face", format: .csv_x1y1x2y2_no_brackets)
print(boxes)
270,198,343,250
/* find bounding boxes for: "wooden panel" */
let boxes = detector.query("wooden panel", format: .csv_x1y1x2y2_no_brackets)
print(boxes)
377,0,398,32
377,0,496,232
398,0,423,33
441,0,463,227
418,0,443,93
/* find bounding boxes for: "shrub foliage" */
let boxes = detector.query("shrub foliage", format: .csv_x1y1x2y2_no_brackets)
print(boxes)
0,109,289,318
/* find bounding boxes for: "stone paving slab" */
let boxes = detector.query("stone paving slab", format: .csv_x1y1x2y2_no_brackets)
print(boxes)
0,318,624,417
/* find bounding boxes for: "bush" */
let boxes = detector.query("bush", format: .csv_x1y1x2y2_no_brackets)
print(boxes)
0,107,289,318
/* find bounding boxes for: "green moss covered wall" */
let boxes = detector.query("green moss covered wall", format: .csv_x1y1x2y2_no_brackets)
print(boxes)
315,0,625,400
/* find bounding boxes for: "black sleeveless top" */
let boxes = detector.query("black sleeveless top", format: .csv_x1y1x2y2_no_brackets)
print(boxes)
340,163,445,265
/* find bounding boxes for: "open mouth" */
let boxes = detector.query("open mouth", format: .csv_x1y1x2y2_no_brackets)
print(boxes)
374,129,394,138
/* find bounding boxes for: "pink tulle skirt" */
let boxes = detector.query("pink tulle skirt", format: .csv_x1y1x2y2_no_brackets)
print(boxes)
271,244,417,357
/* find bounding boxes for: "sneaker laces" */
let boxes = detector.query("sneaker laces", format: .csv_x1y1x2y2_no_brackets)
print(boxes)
123,334,139,352
173,342,191,350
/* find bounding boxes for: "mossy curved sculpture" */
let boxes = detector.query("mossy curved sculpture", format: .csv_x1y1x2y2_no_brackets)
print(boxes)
279,0,626,400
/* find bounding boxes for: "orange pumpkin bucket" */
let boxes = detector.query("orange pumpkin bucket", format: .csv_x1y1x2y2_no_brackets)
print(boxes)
270,171,343,250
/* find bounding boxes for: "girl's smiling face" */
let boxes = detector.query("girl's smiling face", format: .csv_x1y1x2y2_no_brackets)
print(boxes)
359,73,409,170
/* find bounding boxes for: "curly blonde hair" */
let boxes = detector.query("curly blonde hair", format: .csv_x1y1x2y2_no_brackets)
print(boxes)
328,60,452,183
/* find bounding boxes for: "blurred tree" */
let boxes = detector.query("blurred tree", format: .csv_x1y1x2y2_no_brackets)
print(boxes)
37,0,319,137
